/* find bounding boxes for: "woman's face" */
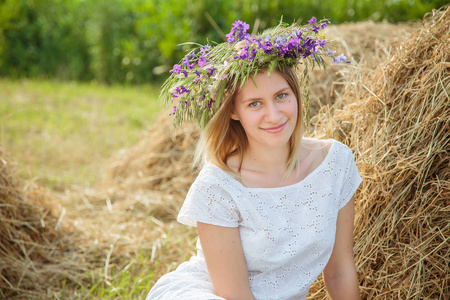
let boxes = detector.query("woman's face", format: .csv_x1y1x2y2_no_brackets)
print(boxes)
231,70,298,151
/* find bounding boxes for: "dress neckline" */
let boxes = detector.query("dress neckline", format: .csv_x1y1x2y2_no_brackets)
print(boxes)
207,139,338,191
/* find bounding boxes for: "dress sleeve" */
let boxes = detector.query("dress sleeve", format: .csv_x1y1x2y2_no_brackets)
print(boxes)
177,168,241,228
336,145,363,210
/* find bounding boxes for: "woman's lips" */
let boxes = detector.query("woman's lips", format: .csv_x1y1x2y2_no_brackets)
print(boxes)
261,121,287,133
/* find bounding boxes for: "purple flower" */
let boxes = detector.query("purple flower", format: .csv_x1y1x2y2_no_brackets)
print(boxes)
303,37,316,51
181,70,189,77
246,36,258,44
302,50,311,58
261,35,273,53
287,37,299,51
239,51,249,60
180,86,190,93
320,22,327,29
274,35,284,48
274,35,288,55
294,29,303,39
173,85,190,99
237,44,251,60
308,17,316,25
200,45,211,53
198,57,207,67
312,24,320,34
317,39,326,48
226,20,250,43
180,56,195,70
248,48,257,62
206,66,217,76
207,99,216,109
181,56,190,66
198,45,211,67
170,64,182,74
255,38,264,49
333,53,350,64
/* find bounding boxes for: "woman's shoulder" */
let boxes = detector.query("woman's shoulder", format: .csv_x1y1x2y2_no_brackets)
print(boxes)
301,137,333,148
300,137,334,159
195,162,241,188
301,137,351,154
299,138,355,173
197,162,227,180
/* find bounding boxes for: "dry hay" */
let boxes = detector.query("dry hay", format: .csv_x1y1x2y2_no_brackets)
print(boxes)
101,114,199,219
0,150,85,299
59,186,197,293
308,20,416,118
0,147,197,299
308,5,450,299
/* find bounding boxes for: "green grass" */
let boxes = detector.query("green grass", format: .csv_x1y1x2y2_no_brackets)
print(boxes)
0,78,163,191
45,252,157,299
78,257,155,299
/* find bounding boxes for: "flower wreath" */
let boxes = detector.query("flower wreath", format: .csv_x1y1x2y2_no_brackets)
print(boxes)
161,17,349,128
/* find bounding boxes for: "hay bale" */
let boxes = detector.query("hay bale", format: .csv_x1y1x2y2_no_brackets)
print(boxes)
101,114,200,219
308,20,416,118
309,5,450,299
0,150,85,298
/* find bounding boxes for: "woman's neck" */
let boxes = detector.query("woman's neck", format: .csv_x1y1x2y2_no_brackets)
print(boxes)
242,143,290,175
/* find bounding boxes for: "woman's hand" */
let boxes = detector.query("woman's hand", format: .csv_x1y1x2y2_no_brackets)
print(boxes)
197,222,256,300
322,196,361,299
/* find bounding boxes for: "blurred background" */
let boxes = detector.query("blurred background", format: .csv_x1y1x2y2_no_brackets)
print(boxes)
0,0,448,84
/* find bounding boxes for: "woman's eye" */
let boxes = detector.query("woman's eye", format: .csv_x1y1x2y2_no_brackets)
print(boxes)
277,93,287,99
249,101,260,107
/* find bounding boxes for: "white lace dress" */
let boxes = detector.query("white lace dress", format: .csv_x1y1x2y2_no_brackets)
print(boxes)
147,140,362,300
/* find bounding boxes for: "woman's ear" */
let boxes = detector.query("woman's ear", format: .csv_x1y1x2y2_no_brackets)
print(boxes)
230,111,239,121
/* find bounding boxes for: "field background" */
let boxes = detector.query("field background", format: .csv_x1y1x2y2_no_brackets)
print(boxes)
1,80,161,190
1,1,448,299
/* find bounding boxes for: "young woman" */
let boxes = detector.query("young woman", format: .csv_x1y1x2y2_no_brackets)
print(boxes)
147,18,361,300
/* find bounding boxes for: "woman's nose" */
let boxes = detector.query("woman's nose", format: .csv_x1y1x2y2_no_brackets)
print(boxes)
264,102,282,123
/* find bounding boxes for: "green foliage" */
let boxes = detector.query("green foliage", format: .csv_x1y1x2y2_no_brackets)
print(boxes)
0,0,91,80
0,0,447,83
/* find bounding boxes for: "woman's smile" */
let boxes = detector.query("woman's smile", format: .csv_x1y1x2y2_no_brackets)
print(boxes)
261,121,288,134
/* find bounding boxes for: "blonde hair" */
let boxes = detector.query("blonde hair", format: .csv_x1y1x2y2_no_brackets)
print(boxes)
194,65,304,179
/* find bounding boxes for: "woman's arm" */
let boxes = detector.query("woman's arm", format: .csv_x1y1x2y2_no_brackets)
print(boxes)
322,196,360,300
197,222,256,300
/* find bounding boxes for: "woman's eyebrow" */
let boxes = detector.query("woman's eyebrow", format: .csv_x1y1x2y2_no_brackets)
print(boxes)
273,86,291,94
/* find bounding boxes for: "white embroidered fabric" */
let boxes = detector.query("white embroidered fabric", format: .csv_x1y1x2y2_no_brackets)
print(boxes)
147,140,362,300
